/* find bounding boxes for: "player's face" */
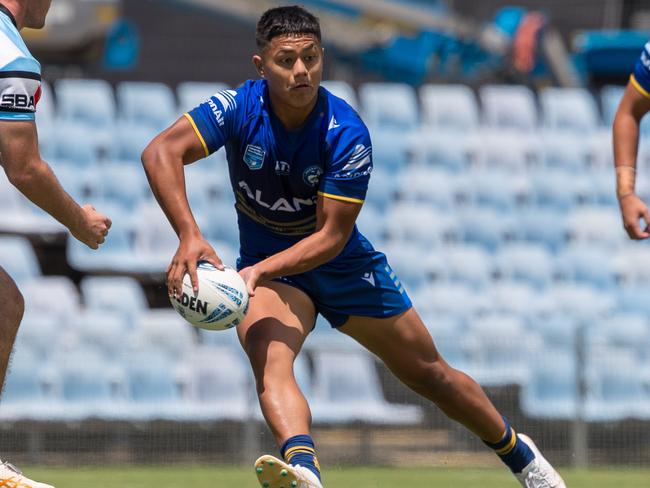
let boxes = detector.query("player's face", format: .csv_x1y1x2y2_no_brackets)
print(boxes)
24,0,52,29
255,34,323,110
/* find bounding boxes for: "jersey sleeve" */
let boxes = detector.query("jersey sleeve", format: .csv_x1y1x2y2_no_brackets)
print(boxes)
319,123,373,204
0,69,41,121
183,87,244,157
631,41,650,99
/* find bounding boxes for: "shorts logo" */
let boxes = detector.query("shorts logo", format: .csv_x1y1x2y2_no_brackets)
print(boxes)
303,165,323,187
275,160,291,175
361,271,376,287
243,144,266,170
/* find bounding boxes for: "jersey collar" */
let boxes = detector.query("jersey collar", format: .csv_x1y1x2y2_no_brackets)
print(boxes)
0,4,17,28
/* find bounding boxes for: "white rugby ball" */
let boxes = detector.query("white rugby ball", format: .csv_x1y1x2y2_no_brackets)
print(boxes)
170,262,249,331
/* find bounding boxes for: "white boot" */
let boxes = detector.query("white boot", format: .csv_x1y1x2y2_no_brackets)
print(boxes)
255,455,323,488
0,460,55,488
515,434,567,488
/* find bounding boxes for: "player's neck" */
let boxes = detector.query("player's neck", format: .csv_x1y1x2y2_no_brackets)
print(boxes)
268,91,318,131
0,1,24,30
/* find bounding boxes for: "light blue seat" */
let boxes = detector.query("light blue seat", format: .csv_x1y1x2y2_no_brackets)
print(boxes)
56,79,115,128
556,244,617,289
381,242,436,291
310,349,422,424
67,309,132,357
465,314,537,386
53,122,112,166
117,81,177,131
541,132,593,173
422,314,471,370
540,87,601,134
590,167,618,207
600,85,625,127
201,201,240,249
468,169,531,212
521,351,578,419
124,349,184,420
616,284,650,316
359,82,419,131
55,348,125,420
587,313,650,360
0,172,62,234
495,243,554,289
132,310,196,360
413,283,488,320
97,163,149,210
321,80,358,110
441,244,493,289
115,122,160,162
566,206,626,249
177,81,229,111
13,311,59,359
21,276,80,323
477,131,539,171
516,207,568,252
396,167,461,210
487,281,553,318
420,84,479,132
549,283,615,320
0,236,40,283
529,313,579,348
180,345,250,421
356,203,386,245
459,207,518,251
386,203,459,248
364,166,397,211
132,201,180,272
409,131,474,173
585,351,650,421
479,85,537,132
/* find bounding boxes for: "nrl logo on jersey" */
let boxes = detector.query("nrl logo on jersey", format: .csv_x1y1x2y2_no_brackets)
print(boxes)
243,144,266,170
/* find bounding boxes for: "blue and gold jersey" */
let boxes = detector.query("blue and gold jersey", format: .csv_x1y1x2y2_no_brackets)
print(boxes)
0,6,41,121
631,41,650,99
185,79,373,259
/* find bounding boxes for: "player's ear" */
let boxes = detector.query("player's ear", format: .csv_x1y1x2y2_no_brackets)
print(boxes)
252,54,264,78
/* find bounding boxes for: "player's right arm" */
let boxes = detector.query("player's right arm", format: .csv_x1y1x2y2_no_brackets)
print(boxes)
0,120,111,248
141,115,223,296
613,42,650,239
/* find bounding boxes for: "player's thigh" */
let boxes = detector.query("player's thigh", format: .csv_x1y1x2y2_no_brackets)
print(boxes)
237,280,316,366
0,265,24,322
339,307,446,383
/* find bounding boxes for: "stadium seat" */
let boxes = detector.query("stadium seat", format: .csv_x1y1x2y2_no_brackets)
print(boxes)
476,131,539,171
177,81,229,111
408,131,475,173
124,348,185,420
356,203,386,245
516,207,569,252
540,87,601,134
385,203,459,248
321,80,358,110
200,201,240,249
358,82,419,131
479,85,537,132
556,244,618,289
64,309,131,358
541,132,594,173
441,244,493,289
21,276,80,322
132,201,180,271
600,85,625,127
458,207,518,251
413,283,489,319
13,311,60,360
1,346,48,419
529,313,579,348
0,236,40,283
587,313,650,360
96,163,150,210
420,84,479,132
395,167,462,210
464,314,537,386
132,310,196,360
363,166,397,211
616,283,650,316
179,345,250,421
117,81,177,131
566,206,626,249
422,313,472,370
585,351,650,421
549,283,615,319
613,244,650,285
115,122,160,163
487,281,554,318
55,79,116,128
53,122,106,167
590,167,618,207
494,243,555,289
521,351,578,419
381,241,441,290
468,168,532,212
310,349,422,424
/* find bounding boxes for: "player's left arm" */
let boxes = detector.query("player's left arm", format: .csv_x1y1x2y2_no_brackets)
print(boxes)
239,194,361,295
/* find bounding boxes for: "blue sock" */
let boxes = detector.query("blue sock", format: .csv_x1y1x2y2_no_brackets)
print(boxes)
483,418,535,473
280,434,321,481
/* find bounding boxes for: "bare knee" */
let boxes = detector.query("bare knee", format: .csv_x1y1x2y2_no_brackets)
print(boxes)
402,358,456,400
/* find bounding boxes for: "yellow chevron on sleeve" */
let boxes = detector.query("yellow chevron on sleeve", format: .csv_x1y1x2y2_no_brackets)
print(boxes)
318,191,364,204
630,74,650,99
183,112,209,157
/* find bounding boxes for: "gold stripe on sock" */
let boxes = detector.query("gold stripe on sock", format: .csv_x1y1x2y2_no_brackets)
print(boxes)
284,445,316,461
495,428,518,456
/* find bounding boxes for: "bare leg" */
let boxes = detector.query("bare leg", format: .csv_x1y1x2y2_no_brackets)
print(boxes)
237,281,316,445
0,266,24,397
340,307,505,442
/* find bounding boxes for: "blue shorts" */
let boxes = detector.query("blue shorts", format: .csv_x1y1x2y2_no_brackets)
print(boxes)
237,237,412,328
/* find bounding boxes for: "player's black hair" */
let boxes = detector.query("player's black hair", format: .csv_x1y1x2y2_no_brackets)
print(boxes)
256,5,321,48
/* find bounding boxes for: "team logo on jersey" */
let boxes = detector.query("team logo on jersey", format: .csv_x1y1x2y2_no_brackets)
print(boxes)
302,165,323,187
243,144,266,170
275,160,291,175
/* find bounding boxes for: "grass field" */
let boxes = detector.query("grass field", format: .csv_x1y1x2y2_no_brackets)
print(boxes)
24,466,650,487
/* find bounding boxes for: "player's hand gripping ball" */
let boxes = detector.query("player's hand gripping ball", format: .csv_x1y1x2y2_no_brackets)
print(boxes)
170,262,249,330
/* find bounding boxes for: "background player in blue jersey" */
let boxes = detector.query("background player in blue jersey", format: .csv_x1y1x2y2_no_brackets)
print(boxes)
142,6,565,488
0,2,111,486
613,40,650,239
